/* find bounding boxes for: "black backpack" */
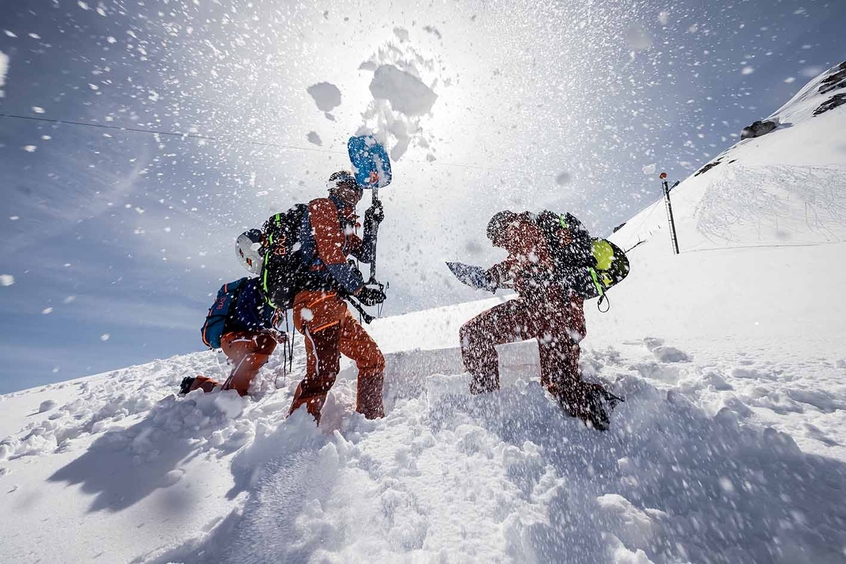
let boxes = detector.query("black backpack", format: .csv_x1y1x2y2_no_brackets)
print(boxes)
535,210,630,309
535,211,595,294
259,204,309,309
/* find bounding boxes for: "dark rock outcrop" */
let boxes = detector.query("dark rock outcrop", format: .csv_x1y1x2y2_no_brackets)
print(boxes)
695,159,723,177
741,120,777,139
814,93,846,116
819,61,846,95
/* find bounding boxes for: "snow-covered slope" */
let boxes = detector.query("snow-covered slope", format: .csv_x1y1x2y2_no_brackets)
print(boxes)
2,66,846,564
613,61,846,253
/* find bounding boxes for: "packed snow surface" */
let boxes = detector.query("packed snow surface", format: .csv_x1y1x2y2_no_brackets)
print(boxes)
2,66,846,564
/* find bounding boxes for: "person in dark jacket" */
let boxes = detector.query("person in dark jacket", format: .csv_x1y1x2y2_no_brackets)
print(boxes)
182,277,283,396
459,210,615,430
287,171,387,423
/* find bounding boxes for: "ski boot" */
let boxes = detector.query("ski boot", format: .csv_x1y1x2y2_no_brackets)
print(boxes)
557,382,624,431
179,376,196,396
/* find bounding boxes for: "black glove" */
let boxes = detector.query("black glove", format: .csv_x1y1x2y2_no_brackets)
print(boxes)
348,259,364,281
364,200,384,226
356,286,386,307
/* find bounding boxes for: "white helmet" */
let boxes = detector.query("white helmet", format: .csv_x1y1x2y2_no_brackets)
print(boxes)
236,229,264,274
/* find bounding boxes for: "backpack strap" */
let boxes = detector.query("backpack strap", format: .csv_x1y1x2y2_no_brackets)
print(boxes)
266,213,283,246
589,267,611,313
261,265,278,309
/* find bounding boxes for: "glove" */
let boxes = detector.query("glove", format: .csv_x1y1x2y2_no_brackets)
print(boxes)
364,200,384,226
348,259,364,281
356,286,386,307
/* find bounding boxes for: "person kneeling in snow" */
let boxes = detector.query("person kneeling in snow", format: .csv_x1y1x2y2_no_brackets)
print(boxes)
459,210,616,430
181,277,284,396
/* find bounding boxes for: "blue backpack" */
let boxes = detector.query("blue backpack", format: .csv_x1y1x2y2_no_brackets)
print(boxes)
201,277,248,349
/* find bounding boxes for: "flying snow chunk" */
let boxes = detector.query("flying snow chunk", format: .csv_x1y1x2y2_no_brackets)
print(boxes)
23,145,37,152
32,106,45,114
393,27,410,42
3,30,17,38
423,26,443,40
742,66,755,75
307,131,322,146
0,274,14,286
42,307,53,315
658,11,670,25
624,25,652,51
800,66,824,78
555,171,572,185
0,51,9,98
306,82,342,112
642,163,657,175
369,65,438,116
100,334,110,341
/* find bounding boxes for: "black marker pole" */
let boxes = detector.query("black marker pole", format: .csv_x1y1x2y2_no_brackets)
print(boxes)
660,172,680,255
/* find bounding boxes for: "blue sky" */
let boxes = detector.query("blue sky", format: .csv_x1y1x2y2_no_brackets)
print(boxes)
1,0,844,393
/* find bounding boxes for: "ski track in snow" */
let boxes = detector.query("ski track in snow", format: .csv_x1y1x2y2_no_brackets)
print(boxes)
694,163,846,244
3,334,846,564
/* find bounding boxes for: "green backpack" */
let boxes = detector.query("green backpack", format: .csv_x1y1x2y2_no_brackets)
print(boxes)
586,238,630,311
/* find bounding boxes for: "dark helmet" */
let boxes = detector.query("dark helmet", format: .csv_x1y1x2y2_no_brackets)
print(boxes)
486,210,518,243
327,170,359,192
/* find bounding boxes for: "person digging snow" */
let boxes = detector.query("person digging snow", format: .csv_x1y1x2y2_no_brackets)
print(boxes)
458,210,619,430
287,170,387,423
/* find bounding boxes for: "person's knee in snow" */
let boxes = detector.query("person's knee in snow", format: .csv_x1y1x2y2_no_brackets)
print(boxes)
190,276,285,397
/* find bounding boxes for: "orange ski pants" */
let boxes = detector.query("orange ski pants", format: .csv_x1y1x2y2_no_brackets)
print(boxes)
460,295,584,395
190,331,277,395
288,291,385,422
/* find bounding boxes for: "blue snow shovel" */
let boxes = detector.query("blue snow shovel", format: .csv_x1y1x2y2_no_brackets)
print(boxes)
347,135,392,317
